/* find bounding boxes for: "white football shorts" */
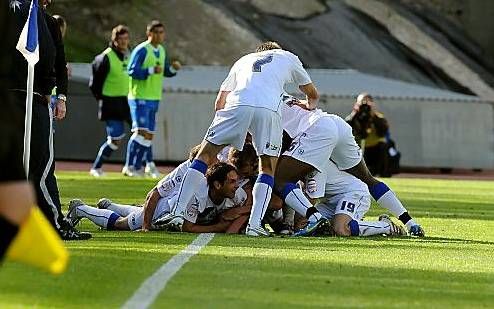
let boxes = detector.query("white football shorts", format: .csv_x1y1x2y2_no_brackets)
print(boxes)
205,105,282,157
316,192,371,221
283,115,361,171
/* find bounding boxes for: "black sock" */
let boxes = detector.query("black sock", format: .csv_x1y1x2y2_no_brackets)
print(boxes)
305,206,319,219
0,216,19,260
398,212,412,225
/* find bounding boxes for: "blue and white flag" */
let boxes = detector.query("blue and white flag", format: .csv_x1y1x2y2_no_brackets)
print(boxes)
16,0,39,66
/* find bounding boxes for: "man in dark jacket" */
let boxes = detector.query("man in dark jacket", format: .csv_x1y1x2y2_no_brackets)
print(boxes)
7,0,90,240
89,25,131,177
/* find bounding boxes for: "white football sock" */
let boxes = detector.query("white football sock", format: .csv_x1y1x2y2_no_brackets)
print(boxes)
405,219,418,230
284,188,321,223
376,190,407,218
76,205,118,228
174,168,206,217
358,220,392,236
248,182,273,228
107,202,141,217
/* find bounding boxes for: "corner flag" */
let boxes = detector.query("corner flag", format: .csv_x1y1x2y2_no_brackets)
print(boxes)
6,207,69,275
16,0,39,66
16,0,39,176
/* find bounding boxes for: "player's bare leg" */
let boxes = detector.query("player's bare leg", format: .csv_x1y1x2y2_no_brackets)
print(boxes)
246,155,277,236
273,156,325,236
345,159,424,236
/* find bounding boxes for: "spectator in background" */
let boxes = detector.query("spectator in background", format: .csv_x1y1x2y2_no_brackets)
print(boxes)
8,0,90,240
89,25,131,177
346,93,399,177
123,20,181,178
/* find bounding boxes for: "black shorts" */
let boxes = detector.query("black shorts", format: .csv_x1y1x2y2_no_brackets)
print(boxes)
99,96,131,122
0,91,27,182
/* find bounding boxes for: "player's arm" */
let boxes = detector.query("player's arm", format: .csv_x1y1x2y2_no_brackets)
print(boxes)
141,188,161,231
299,83,319,110
181,218,231,233
163,57,180,77
127,48,151,80
287,52,319,110
215,62,237,111
89,54,109,100
214,90,230,111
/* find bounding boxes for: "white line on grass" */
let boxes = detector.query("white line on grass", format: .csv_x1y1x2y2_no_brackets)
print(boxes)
122,233,215,309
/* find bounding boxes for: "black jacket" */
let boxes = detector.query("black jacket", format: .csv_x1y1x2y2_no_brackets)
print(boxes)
45,11,68,96
89,44,128,100
8,0,56,96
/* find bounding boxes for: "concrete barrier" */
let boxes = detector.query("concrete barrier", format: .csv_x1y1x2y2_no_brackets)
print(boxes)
56,65,494,169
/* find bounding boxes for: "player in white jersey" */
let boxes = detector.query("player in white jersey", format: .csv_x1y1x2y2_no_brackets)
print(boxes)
167,42,319,237
307,161,405,236
66,163,249,233
156,145,202,199
275,95,424,236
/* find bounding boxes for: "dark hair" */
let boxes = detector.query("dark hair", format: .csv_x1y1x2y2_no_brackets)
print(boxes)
228,144,257,170
255,41,281,52
188,144,202,161
206,163,237,187
52,15,66,29
111,24,129,42
147,20,164,33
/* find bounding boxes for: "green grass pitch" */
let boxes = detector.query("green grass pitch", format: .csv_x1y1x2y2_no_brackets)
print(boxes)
1,172,493,308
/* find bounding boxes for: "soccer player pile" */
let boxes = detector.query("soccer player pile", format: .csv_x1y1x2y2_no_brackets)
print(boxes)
67,41,425,238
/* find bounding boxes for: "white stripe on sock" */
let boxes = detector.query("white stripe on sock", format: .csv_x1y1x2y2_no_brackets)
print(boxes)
122,233,215,309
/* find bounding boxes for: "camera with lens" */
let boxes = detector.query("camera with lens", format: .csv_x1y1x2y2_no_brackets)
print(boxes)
356,102,372,124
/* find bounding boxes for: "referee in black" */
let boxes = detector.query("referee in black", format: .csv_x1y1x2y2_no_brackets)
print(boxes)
7,0,90,240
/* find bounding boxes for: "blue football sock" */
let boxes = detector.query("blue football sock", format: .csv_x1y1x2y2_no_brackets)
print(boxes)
133,137,151,170
145,145,153,163
93,141,117,169
124,135,138,168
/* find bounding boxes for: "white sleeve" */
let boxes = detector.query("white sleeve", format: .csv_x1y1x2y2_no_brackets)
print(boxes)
233,187,248,207
156,175,176,198
220,62,238,91
287,53,312,86
305,169,327,199
183,198,200,224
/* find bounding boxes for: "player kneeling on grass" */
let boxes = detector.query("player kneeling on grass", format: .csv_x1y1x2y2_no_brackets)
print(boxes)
307,161,405,237
66,163,251,233
276,94,424,237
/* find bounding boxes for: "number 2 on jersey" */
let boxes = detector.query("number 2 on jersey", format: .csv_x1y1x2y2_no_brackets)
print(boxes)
252,54,273,72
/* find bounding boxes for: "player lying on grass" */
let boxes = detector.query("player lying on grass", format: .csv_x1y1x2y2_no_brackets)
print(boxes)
155,141,256,200
273,94,424,236
308,160,405,236
66,163,251,233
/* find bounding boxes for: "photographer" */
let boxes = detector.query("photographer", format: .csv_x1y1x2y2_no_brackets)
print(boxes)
346,93,398,177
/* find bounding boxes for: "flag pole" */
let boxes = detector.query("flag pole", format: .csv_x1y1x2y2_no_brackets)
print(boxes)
23,64,35,177
17,0,39,178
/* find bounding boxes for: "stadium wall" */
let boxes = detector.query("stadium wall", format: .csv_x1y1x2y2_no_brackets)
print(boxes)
56,79,494,169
